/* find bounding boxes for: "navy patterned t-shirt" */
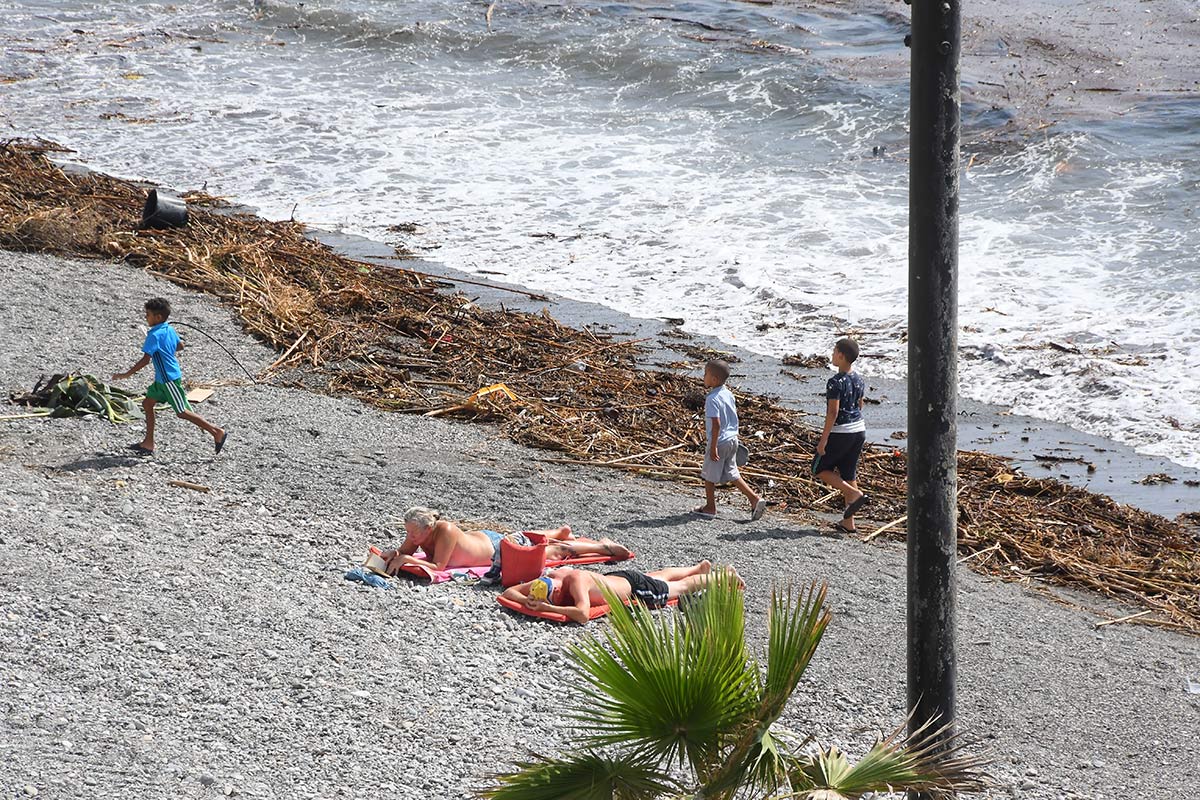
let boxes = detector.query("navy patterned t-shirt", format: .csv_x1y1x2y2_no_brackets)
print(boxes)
826,371,866,433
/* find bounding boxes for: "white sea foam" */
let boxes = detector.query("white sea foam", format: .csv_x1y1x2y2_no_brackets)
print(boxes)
3,0,1198,467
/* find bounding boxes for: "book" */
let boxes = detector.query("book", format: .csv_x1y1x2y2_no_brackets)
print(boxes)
362,547,391,578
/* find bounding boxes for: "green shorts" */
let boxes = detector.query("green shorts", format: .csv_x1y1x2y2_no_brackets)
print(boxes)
145,379,191,414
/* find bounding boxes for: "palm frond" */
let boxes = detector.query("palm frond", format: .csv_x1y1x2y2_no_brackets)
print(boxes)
677,568,748,670
741,726,792,796
691,582,829,800
478,750,676,800
763,582,830,713
786,720,988,799
568,572,759,775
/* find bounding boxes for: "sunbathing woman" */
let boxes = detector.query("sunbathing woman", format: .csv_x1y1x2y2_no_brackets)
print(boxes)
501,560,742,624
381,506,632,575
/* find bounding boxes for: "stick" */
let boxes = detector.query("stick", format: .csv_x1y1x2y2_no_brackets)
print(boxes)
957,543,1001,564
261,329,310,375
167,479,210,493
870,485,967,542
605,442,687,464
1094,609,1153,628
542,458,699,474
863,514,907,542
355,256,550,301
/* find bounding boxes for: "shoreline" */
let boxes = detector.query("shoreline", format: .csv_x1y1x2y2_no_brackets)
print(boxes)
1,247,1198,800
1,141,1197,640
317,227,1200,520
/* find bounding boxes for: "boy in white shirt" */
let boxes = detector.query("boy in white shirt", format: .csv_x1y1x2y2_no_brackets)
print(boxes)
694,359,766,521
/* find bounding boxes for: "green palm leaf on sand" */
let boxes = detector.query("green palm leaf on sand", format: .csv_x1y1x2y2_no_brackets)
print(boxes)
480,573,987,800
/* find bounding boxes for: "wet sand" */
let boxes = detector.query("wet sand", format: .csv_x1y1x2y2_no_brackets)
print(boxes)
318,228,1200,520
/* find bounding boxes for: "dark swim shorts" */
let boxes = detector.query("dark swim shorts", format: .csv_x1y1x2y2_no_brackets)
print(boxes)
607,569,670,609
813,430,867,481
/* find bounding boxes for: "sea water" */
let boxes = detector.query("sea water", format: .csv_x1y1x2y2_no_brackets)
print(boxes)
3,0,1197,466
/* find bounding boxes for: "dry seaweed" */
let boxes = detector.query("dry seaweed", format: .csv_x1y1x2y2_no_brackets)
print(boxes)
2,140,1197,634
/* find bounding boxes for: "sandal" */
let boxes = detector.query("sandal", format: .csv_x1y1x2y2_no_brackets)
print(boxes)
692,507,717,520
843,493,870,519
128,444,154,456
830,520,855,535
751,498,768,521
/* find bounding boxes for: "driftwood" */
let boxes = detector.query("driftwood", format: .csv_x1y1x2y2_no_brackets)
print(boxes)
2,140,1197,635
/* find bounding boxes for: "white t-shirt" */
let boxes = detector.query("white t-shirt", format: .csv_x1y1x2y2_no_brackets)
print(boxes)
704,386,740,444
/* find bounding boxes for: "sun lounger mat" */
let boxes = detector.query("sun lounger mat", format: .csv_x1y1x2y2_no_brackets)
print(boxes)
396,550,634,585
497,594,678,623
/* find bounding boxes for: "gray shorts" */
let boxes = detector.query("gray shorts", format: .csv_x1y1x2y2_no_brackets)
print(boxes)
701,438,740,484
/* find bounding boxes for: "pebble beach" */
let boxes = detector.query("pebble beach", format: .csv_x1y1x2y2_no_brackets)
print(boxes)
2,249,1198,799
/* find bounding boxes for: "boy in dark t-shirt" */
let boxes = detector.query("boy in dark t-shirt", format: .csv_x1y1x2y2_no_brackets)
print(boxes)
814,337,869,532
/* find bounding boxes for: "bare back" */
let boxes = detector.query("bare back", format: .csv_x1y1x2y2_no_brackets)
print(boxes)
400,521,498,568
549,569,632,606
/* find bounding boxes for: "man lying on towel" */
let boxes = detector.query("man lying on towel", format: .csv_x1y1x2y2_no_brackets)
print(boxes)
501,560,742,624
380,506,632,574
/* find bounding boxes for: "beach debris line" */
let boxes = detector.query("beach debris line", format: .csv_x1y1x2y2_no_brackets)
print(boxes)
2,139,1198,635
9,372,140,423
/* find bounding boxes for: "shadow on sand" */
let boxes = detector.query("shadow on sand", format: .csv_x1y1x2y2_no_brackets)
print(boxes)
54,453,147,472
717,526,827,543
610,512,698,530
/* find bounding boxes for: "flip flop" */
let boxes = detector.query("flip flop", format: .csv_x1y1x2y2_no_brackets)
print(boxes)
751,498,768,521
214,431,228,455
692,508,717,520
843,493,870,519
128,445,154,456
830,520,855,535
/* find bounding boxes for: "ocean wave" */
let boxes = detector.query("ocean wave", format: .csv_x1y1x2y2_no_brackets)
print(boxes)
3,0,1198,467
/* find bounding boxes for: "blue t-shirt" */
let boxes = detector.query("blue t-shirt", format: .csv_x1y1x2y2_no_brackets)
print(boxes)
826,371,866,433
143,322,183,384
704,386,739,444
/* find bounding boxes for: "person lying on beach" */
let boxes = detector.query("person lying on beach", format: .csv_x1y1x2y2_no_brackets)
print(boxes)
380,506,631,575
501,560,740,624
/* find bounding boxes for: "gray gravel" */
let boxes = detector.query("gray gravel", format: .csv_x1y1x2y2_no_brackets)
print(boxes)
1,250,1197,800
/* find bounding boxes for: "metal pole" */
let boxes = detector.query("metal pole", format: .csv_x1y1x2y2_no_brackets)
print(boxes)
906,0,960,793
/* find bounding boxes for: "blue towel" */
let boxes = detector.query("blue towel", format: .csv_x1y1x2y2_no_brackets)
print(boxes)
344,566,391,590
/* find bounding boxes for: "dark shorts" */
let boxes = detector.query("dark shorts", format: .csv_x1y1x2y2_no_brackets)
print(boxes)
607,569,670,609
814,431,866,481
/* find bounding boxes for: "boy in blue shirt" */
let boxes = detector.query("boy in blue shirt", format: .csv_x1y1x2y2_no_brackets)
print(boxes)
694,359,767,521
815,338,869,532
112,298,227,456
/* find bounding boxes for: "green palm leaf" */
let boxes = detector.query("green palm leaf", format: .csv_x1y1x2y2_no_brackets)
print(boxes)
483,577,989,800
695,583,831,799
786,719,987,799
568,571,759,775
478,751,677,800
764,582,830,711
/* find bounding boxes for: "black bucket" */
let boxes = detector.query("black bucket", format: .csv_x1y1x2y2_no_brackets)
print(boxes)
141,188,188,229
